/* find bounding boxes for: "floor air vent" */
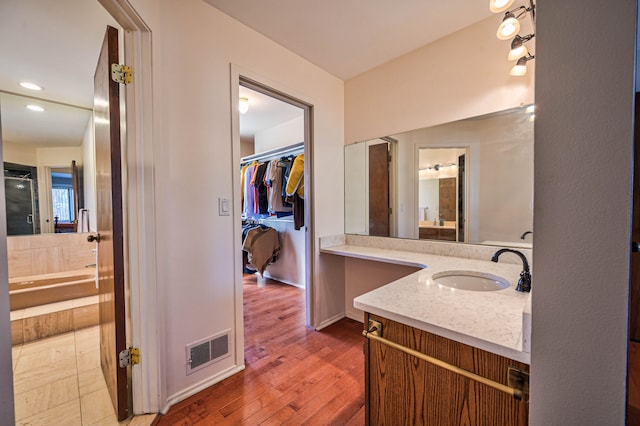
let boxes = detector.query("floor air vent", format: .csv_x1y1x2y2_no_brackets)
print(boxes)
186,330,231,375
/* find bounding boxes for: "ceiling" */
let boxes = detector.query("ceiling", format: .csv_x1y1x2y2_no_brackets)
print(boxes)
204,0,493,80
0,0,494,149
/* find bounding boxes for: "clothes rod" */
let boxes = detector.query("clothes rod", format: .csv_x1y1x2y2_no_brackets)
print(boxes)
241,142,304,164
362,327,526,400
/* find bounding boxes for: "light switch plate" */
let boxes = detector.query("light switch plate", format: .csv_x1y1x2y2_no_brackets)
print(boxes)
218,197,230,216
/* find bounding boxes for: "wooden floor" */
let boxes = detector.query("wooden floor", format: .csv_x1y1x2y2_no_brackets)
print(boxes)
155,274,365,425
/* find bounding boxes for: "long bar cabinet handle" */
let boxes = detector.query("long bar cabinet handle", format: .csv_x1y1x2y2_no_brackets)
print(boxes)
362,326,528,400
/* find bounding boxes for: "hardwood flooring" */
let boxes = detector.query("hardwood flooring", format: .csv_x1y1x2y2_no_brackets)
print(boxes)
155,274,365,425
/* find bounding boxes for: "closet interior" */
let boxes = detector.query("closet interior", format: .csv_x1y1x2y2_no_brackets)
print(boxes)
239,84,306,290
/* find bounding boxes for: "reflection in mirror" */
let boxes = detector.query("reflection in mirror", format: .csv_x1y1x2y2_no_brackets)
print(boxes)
345,105,534,248
1,92,92,235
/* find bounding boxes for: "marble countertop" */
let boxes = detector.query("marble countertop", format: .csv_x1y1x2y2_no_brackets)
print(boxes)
320,239,531,364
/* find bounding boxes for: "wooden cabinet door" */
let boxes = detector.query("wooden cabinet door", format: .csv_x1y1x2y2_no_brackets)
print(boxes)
364,314,529,425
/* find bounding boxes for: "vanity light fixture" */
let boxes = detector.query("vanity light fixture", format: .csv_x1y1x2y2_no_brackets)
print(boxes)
420,162,457,172
491,0,536,76
19,81,43,91
510,54,534,76
489,0,515,13
239,97,249,114
26,104,45,112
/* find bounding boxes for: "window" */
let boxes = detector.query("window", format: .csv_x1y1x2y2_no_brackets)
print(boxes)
51,172,74,223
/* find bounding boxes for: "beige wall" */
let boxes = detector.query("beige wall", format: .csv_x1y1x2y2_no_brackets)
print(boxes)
254,115,304,153
345,15,534,144
129,0,344,405
531,0,635,423
3,142,37,166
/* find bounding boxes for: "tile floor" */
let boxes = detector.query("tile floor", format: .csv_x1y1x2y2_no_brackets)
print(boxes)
11,325,154,425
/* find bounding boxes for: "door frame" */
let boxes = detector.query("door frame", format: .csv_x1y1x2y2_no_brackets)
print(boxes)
414,144,471,242
230,65,315,367
97,0,160,414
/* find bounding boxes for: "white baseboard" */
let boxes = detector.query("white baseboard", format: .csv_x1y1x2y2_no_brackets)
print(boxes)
262,271,304,289
314,312,346,331
161,364,245,414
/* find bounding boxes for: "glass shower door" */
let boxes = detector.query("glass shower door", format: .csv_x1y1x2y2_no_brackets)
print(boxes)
5,176,36,235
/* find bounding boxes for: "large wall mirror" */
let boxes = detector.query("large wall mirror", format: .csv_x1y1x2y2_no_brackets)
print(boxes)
345,105,534,248
1,92,93,235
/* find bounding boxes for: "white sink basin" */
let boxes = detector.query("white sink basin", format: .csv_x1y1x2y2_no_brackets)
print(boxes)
432,270,510,291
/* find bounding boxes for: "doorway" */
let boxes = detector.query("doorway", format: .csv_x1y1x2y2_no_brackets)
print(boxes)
1,0,158,422
233,74,314,364
417,147,468,242
237,77,311,306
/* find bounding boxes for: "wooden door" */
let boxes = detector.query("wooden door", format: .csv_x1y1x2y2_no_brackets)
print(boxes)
457,154,465,242
93,25,128,421
368,143,390,237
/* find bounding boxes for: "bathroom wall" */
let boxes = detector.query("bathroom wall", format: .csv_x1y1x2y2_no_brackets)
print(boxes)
128,0,344,406
532,0,635,423
345,15,534,145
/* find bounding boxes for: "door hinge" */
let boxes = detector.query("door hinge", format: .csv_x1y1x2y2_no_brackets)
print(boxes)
111,64,133,85
119,346,140,368
388,207,392,215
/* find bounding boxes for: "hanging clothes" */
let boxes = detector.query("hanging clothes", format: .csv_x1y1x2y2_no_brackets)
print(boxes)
242,163,258,220
286,154,304,199
267,158,293,215
285,154,305,230
242,225,280,275
253,162,270,215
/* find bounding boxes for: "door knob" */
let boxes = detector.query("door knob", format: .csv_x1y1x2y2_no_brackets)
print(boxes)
87,233,101,243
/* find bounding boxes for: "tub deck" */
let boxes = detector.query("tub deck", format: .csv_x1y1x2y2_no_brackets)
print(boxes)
9,268,97,310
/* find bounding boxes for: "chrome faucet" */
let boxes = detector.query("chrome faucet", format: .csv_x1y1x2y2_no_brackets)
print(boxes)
520,230,533,240
491,248,532,292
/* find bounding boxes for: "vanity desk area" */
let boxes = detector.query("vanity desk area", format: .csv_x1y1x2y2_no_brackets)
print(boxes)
320,234,532,425
418,220,457,241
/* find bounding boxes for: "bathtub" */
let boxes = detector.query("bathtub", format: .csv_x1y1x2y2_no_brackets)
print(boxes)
9,268,98,310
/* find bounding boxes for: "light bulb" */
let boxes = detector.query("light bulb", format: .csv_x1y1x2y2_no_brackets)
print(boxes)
489,0,515,13
497,16,520,40
239,97,249,114
508,44,528,61
510,63,527,76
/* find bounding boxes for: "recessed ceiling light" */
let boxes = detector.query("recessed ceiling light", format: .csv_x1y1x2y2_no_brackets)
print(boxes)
19,82,43,91
26,104,45,112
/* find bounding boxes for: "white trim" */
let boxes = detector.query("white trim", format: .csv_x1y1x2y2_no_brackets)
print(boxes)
161,365,246,415
314,313,346,331
98,0,161,415
230,64,316,336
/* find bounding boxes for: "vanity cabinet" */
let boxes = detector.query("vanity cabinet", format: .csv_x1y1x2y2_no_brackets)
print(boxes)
364,313,529,425
419,227,456,241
